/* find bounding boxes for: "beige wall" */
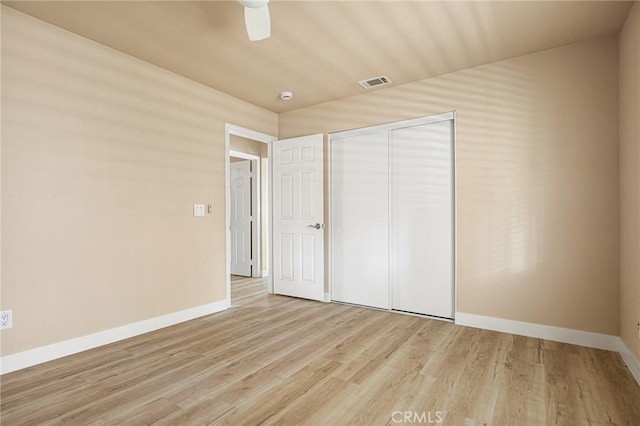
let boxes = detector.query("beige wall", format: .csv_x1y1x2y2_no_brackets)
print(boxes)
230,135,268,158
280,36,620,335
0,7,277,356
230,135,269,273
619,3,640,359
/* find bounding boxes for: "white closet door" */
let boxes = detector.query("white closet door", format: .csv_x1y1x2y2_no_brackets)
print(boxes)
390,120,453,318
331,131,389,309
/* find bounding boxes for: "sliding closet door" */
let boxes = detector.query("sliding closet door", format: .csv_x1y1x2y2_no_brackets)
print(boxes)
331,131,389,309
390,120,453,318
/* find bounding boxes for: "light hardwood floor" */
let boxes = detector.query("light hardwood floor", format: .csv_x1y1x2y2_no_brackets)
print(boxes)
2,276,639,425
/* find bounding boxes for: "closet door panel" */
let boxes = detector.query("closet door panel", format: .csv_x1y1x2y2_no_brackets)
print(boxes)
331,131,389,309
391,121,453,318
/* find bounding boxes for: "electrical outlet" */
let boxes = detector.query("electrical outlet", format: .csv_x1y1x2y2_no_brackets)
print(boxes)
0,310,13,330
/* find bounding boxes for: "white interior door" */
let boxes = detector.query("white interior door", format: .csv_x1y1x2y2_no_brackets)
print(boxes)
230,160,252,276
331,131,390,309
272,134,324,301
390,120,453,318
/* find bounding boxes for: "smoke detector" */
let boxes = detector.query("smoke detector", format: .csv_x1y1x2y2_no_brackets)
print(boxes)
358,75,392,89
279,91,293,101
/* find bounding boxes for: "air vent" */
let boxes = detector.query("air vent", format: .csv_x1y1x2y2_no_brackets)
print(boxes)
358,75,392,89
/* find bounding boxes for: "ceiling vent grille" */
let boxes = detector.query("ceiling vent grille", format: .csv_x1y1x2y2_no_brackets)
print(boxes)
358,75,392,89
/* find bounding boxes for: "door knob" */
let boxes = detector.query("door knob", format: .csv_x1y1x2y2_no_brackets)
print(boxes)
307,223,325,230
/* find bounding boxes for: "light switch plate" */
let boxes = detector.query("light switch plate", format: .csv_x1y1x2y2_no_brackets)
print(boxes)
193,204,205,217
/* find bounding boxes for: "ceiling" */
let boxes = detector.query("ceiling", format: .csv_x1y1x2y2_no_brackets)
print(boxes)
3,0,633,113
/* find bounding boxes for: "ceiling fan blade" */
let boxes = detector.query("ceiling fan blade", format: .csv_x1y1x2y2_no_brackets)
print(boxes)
244,5,270,41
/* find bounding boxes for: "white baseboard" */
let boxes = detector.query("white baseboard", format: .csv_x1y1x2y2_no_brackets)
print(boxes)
617,339,640,386
0,299,230,375
455,312,620,351
455,312,640,387
261,269,269,278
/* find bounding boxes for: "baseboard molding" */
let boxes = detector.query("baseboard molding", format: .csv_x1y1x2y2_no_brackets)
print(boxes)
261,269,269,278
455,312,640,387
617,339,640,386
0,299,230,375
455,312,620,351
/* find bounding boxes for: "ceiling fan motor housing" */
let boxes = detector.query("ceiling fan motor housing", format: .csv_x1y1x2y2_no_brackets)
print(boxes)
239,0,269,9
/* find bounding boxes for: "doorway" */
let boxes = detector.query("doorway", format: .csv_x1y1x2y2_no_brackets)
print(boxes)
225,124,276,305
226,125,327,306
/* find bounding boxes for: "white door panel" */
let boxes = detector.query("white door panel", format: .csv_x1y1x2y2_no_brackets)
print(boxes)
230,160,252,276
331,131,390,309
391,121,453,318
272,134,324,301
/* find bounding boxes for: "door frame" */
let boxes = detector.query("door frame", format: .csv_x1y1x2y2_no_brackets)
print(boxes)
225,124,277,304
327,111,457,319
229,151,260,278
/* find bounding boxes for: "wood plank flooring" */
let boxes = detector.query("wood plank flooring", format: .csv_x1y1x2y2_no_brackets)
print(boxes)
2,276,639,425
